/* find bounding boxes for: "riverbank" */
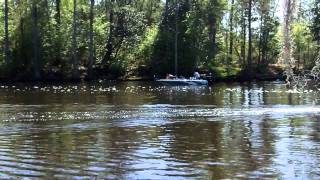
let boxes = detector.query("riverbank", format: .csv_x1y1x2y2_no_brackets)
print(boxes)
120,64,285,82
0,65,284,83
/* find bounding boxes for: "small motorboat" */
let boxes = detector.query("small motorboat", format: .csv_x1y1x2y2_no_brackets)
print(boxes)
156,78,208,86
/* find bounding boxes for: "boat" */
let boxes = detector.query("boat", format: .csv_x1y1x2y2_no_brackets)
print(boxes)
156,78,208,86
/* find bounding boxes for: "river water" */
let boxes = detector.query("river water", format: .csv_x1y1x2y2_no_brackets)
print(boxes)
0,81,319,179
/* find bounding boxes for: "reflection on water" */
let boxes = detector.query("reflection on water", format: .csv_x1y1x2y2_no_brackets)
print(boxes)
0,81,319,179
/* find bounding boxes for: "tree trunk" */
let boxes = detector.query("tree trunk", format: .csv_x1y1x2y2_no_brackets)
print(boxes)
55,0,61,25
261,24,270,65
102,0,114,66
147,0,153,26
164,0,169,24
227,0,235,76
162,0,169,74
32,0,41,80
208,12,217,62
247,0,253,75
225,30,229,70
55,0,61,65
241,5,246,69
297,45,301,70
4,0,9,64
88,0,95,79
258,15,263,67
44,0,55,64
261,34,267,65
174,0,178,76
72,0,79,80
281,0,296,84
20,17,25,66
305,40,309,68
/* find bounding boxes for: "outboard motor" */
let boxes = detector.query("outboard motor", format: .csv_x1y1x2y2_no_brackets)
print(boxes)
205,73,215,85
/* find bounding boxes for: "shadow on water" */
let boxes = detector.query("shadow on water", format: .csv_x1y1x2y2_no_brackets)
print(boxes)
0,81,319,178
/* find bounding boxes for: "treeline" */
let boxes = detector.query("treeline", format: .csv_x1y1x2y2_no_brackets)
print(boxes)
0,0,319,81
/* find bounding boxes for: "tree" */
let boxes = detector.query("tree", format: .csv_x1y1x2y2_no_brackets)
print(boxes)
311,0,320,47
31,0,41,80
101,0,149,76
55,0,61,66
102,0,115,66
207,0,221,62
87,0,95,79
0,0,316,81
257,0,279,67
257,0,267,66
174,0,178,76
240,0,247,69
4,0,9,64
72,0,79,80
55,0,61,25
247,0,253,74
227,0,235,75
280,0,296,84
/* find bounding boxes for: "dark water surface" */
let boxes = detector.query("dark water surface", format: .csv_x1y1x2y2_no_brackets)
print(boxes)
0,81,320,179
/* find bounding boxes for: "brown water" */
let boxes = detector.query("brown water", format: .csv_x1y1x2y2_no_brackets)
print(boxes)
0,81,319,179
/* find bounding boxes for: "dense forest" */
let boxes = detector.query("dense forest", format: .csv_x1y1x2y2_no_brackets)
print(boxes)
0,0,319,81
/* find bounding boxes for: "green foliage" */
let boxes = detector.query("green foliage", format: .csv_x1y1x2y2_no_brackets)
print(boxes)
0,1,3,65
136,25,159,66
290,0,319,69
292,22,316,68
151,0,227,76
0,0,318,81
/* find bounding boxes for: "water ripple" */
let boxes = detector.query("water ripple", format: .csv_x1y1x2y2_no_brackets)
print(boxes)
0,105,319,123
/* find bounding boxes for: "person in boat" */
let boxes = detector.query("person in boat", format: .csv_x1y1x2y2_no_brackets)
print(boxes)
166,73,175,79
194,71,200,79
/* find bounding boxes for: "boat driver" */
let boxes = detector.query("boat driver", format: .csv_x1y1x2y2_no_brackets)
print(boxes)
166,73,175,79
194,72,200,79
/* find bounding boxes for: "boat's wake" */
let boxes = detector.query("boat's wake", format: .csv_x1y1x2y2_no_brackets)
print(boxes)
0,104,319,122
